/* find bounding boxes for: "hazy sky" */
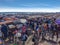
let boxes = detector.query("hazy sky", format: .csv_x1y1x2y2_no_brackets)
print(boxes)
0,0,60,12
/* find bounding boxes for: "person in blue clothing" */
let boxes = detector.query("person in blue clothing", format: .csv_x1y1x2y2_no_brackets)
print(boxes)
1,24,8,40
51,23,58,41
21,33,28,45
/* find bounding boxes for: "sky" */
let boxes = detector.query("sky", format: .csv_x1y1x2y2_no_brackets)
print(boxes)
0,0,60,12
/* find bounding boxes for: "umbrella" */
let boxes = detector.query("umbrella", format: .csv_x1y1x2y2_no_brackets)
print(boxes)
20,19,27,23
0,21,13,25
55,18,60,24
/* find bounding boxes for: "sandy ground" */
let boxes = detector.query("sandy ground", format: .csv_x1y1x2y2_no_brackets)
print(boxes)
2,34,60,45
25,34,60,45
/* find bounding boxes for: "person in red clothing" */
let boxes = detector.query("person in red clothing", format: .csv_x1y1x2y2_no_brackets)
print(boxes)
22,24,26,34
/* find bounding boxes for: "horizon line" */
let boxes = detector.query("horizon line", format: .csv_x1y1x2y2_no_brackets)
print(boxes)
0,8,60,12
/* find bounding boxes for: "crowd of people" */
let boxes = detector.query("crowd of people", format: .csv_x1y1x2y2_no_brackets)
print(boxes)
0,16,60,45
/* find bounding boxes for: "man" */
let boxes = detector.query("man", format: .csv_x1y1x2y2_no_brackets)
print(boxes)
21,33,28,45
51,23,58,41
1,24,8,40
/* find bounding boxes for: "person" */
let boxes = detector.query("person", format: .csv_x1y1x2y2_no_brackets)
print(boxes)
1,24,8,40
58,41,60,45
0,25,2,38
22,24,26,34
26,28,32,36
32,32,39,45
21,33,28,45
51,23,58,41
57,24,60,33
0,30,2,38
0,38,3,45
41,23,47,40
48,23,52,40
8,24,18,43
38,24,42,40
15,31,22,45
